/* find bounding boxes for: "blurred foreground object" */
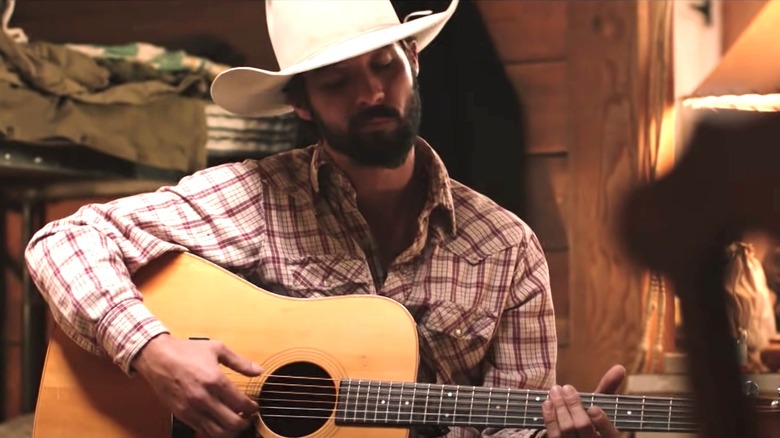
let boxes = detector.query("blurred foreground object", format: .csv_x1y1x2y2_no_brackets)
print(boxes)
620,110,780,438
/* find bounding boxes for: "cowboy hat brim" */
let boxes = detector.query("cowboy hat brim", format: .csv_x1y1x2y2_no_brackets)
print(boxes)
210,0,458,117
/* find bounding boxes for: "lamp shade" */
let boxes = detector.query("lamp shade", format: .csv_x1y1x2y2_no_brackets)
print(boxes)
684,1,780,111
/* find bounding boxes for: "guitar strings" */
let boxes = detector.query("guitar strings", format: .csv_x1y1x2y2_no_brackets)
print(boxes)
254,396,700,426
227,377,699,412
239,378,707,429
223,374,776,419
224,373,698,405
242,383,692,414
250,405,701,429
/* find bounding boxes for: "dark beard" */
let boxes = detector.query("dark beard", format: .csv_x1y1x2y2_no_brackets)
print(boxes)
311,79,422,169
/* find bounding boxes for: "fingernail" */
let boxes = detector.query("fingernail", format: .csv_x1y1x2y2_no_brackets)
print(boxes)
562,385,576,395
550,385,561,396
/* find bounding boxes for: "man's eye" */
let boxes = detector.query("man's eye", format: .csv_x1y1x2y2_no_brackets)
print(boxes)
321,78,347,89
375,59,394,69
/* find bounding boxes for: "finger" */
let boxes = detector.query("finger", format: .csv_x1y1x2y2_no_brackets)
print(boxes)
202,400,253,436
214,343,263,376
174,409,206,437
594,364,626,394
216,376,260,416
189,410,223,438
193,381,253,436
549,385,576,436
588,406,620,437
197,416,225,438
561,385,598,434
542,399,562,438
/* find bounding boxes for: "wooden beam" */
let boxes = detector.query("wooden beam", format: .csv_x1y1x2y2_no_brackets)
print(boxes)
506,62,567,155
565,1,647,389
476,0,567,63
523,155,568,251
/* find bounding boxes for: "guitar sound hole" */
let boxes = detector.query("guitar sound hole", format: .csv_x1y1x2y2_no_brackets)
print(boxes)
258,361,335,437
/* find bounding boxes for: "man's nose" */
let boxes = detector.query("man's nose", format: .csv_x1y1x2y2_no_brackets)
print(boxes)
355,73,385,106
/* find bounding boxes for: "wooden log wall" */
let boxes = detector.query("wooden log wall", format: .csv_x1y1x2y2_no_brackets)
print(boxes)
477,0,646,389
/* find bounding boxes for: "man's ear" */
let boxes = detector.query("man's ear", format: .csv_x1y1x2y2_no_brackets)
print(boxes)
407,40,419,76
292,104,313,122
284,75,313,121
287,95,313,122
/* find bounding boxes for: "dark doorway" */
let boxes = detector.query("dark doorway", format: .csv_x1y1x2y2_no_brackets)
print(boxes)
392,0,528,217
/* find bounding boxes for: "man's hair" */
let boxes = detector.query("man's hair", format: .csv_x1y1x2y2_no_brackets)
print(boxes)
281,39,416,144
282,39,416,111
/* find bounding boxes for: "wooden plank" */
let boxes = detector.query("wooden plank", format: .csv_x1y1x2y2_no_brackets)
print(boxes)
506,62,567,154
565,1,646,390
476,0,567,63
523,155,568,251
11,0,276,69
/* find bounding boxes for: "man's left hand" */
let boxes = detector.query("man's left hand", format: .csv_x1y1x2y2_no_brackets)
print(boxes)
542,364,626,438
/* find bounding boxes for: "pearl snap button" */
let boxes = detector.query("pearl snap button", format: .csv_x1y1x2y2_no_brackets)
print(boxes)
453,328,463,337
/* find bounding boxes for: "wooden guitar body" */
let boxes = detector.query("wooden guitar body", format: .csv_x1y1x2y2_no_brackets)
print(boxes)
32,252,419,438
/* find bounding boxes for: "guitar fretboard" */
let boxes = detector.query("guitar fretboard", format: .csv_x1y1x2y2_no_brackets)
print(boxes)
334,379,697,432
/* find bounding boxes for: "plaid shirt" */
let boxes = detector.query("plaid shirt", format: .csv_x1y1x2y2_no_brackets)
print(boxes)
26,139,556,438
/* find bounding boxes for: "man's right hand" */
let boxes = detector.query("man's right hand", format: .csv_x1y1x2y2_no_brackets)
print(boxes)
131,334,264,438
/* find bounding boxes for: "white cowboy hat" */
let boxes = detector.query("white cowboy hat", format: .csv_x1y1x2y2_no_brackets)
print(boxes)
210,0,459,117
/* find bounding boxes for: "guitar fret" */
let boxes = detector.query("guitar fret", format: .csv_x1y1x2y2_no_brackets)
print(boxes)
411,384,418,424
425,383,431,424
438,385,444,423
640,396,645,430
668,398,672,431
471,387,477,425
385,381,392,423
453,385,460,424
353,380,362,422
397,382,405,423
613,395,618,426
373,381,381,423
524,389,529,428
504,388,510,427
342,379,352,422
364,381,371,423
486,388,493,425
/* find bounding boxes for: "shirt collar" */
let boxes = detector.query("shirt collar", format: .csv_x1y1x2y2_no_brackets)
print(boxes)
308,138,457,236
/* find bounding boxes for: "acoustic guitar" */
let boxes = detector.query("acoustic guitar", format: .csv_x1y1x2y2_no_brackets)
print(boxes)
31,252,775,437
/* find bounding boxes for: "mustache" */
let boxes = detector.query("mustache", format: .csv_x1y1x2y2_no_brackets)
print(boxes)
351,106,402,126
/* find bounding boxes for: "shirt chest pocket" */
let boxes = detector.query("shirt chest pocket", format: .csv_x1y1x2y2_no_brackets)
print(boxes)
285,255,372,298
417,300,500,370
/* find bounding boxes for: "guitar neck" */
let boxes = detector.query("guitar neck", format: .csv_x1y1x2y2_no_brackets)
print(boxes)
335,379,697,433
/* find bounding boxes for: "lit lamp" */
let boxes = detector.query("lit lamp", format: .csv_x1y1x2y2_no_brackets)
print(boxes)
682,1,780,112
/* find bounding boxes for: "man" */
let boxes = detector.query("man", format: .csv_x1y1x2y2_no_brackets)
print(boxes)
25,1,622,437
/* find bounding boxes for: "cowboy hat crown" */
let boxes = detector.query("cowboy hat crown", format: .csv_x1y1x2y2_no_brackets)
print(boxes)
210,0,459,117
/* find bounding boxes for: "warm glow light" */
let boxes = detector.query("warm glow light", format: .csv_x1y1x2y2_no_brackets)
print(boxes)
682,1,780,113
682,94,780,112
656,104,677,177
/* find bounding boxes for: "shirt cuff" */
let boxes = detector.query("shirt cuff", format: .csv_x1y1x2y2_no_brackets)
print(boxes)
95,299,169,374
